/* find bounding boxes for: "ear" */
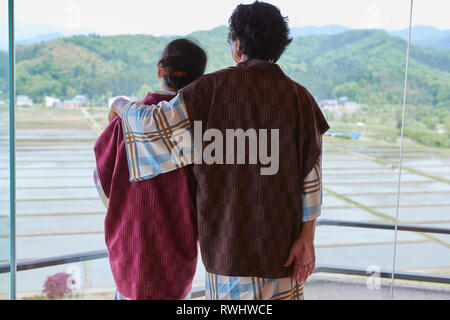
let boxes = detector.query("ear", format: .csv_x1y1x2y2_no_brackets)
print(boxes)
231,39,243,63
157,65,162,79
235,39,242,55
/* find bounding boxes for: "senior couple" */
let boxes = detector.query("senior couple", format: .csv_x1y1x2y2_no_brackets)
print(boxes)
94,1,329,300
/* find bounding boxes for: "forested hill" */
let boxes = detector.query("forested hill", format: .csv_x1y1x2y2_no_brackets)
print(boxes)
1,26,450,108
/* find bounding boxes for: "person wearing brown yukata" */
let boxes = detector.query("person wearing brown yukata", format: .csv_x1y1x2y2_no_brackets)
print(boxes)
110,1,329,300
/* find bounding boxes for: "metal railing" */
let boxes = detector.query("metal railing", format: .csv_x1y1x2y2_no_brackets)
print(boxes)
0,250,108,274
1,219,449,291
316,219,450,234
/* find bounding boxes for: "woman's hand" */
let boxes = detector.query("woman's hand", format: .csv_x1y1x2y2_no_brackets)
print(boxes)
108,109,118,123
283,236,316,283
283,220,317,283
108,97,129,123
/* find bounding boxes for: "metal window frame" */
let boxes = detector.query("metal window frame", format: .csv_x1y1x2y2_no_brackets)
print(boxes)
8,0,16,301
4,0,448,301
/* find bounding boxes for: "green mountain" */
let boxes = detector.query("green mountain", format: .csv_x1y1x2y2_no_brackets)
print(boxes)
280,29,450,107
1,26,450,108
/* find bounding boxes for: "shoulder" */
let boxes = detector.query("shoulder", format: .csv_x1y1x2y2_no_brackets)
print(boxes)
284,75,314,99
183,67,239,89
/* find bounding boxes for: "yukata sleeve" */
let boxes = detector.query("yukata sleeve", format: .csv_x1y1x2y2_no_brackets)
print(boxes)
120,93,195,182
300,90,329,181
297,87,329,222
93,117,123,208
301,157,322,222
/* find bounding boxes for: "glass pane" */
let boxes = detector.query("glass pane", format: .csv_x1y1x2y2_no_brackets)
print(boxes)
288,0,411,299
14,0,449,300
0,0,10,300
394,0,450,296
18,258,115,300
14,1,107,299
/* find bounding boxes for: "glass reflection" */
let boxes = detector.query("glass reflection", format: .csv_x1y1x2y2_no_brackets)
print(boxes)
4,0,449,300
395,0,450,288
0,0,11,300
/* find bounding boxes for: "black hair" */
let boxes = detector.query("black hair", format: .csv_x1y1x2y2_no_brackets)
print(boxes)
158,38,207,90
228,1,292,63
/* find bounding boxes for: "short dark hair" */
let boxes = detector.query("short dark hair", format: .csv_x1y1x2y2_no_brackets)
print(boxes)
158,38,207,90
228,1,292,63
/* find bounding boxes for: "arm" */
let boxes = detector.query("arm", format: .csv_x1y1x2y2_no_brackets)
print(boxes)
108,94,194,182
284,160,322,283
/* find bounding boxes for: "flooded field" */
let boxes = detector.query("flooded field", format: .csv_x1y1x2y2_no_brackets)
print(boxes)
0,107,449,298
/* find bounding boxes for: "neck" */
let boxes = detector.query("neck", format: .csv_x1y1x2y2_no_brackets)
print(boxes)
161,81,177,93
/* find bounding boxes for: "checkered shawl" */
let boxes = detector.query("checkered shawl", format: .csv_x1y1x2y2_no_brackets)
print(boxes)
205,273,304,300
121,95,194,182
302,159,322,222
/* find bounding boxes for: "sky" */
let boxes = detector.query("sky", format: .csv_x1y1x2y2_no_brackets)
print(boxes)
1,0,450,36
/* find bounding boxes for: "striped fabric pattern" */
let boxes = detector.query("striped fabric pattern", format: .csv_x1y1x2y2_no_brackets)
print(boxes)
204,160,320,300
205,273,304,300
121,94,194,182
94,91,199,300
302,160,322,222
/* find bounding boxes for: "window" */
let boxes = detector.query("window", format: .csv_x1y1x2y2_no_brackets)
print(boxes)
1,0,449,300
0,0,10,299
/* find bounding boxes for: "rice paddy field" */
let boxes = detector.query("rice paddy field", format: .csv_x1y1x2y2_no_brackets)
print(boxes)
0,107,449,299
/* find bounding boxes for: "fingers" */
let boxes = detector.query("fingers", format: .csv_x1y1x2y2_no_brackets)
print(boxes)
294,261,315,283
296,266,306,283
308,261,315,277
301,263,313,283
293,260,301,281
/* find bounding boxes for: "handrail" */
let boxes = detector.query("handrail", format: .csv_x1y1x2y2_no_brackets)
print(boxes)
314,265,450,284
1,219,449,286
1,249,448,286
316,219,450,234
0,250,108,274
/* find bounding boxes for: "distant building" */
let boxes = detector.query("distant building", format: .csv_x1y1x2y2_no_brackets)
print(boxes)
319,97,360,115
17,95,33,107
319,99,338,108
45,96,61,108
73,95,89,106
61,100,79,109
338,96,348,105
60,95,89,108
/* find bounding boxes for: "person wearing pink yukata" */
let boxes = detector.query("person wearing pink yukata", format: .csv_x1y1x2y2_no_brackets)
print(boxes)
94,39,207,300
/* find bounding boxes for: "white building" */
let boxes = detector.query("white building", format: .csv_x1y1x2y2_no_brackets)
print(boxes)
60,95,90,108
73,95,89,106
17,95,33,107
319,97,360,115
45,96,61,108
